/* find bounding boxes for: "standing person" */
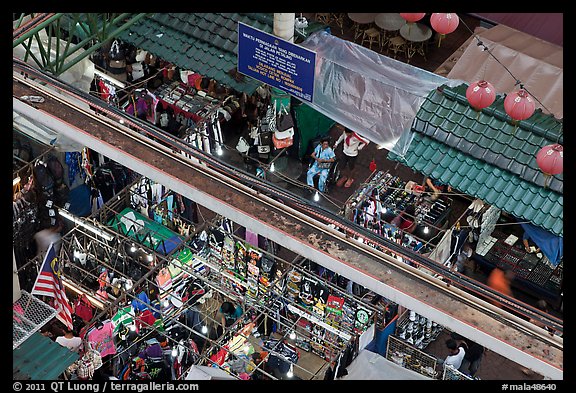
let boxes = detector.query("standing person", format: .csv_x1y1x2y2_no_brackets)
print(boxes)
486,266,515,308
306,136,336,193
440,338,466,370
55,328,83,353
219,300,243,328
451,332,485,377
333,127,369,188
33,219,63,261
425,176,451,200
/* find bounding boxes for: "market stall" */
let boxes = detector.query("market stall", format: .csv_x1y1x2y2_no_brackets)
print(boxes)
470,209,563,310
343,170,453,258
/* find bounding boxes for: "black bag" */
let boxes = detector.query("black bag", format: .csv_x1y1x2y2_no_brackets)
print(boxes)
277,112,294,132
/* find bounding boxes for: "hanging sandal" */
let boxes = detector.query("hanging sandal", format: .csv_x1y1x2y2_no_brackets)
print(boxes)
336,176,348,187
344,178,355,188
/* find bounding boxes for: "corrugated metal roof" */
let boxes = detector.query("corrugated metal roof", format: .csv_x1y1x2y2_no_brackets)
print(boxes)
13,332,79,380
119,13,275,94
388,132,563,237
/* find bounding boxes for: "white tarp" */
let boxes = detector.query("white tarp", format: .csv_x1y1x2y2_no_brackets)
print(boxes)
300,30,462,154
184,365,236,380
447,24,563,119
341,349,432,380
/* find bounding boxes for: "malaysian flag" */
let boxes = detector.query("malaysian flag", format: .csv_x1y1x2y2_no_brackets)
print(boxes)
31,242,74,330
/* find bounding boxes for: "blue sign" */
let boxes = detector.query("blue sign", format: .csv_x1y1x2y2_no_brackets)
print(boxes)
237,22,316,103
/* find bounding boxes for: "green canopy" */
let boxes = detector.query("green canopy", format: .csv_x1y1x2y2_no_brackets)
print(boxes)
293,103,336,159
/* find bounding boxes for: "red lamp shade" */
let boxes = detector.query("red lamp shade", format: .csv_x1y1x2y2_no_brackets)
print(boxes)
400,13,426,23
536,144,563,176
466,80,496,110
504,89,536,121
430,13,460,35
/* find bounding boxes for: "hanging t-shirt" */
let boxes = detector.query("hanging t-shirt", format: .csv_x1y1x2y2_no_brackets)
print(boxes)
87,321,117,357
111,305,135,333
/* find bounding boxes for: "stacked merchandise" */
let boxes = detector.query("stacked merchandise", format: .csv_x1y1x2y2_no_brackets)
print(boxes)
395,310,443,350
285,270,302,303
245,248,262,301
258,256,276,301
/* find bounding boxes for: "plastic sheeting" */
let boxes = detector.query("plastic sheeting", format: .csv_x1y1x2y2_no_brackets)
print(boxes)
300,30,461,155
340,349,432,380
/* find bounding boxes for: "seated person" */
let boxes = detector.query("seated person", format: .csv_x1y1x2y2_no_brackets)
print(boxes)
391,204,417,233
306,136,336,193
425,176,451,200
522,231,541,254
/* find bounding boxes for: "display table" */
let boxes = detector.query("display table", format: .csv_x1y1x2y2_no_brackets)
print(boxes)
154,81,219,123
472,231,562,309
344,171,452,252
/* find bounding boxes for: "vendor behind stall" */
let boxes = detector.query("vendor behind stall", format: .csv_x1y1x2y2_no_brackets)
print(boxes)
425,176,451,200
219,301,243,328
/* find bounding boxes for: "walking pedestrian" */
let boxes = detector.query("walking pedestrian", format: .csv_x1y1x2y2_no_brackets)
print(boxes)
333,127,369,188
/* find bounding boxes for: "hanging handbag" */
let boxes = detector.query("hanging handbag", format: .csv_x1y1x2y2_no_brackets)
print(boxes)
265,105,277,133
272,132,294,149
276,104,294,131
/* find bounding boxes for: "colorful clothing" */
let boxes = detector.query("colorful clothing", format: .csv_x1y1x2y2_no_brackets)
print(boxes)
307,144,336,192
87,321,117,357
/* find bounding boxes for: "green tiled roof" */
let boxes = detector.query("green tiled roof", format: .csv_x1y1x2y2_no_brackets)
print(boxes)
388,84,563,237
119,13,275,94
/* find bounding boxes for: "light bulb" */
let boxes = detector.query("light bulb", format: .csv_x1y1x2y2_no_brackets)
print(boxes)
270,162,275,172
201,325,208,334
287,364,294,378
216,145,223,156
130,244,137,253
289,331,296,340
357,237,364,243
313,191,320,202
424,226,430,234
129,324,136,332
147,254,154,262
171,348,178,357
381,206,387,214
119,119,125,124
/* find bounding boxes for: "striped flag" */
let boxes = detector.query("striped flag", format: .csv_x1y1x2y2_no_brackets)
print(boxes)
31,242,74,330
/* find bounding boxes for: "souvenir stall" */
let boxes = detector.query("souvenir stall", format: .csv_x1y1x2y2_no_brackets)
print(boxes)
343,170,453,260
465,200,564,311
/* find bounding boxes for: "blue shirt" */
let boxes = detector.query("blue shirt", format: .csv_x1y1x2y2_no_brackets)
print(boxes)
312,144,336,170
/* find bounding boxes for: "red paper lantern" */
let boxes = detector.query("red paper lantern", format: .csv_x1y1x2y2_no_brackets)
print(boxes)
430,13,460,35
504,89,536,121
400,13,426,23
466,80,496,111
536,144,563,176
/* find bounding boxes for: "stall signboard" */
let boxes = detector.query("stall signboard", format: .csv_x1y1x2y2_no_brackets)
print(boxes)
237,22,316,103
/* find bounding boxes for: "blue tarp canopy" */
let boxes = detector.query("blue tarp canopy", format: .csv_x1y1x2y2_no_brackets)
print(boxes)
520,222,563,267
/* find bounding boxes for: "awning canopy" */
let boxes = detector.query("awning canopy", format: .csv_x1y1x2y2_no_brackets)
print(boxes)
388,84,563,237
118,13,274,95
447,24,563,120
13,332,79,380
